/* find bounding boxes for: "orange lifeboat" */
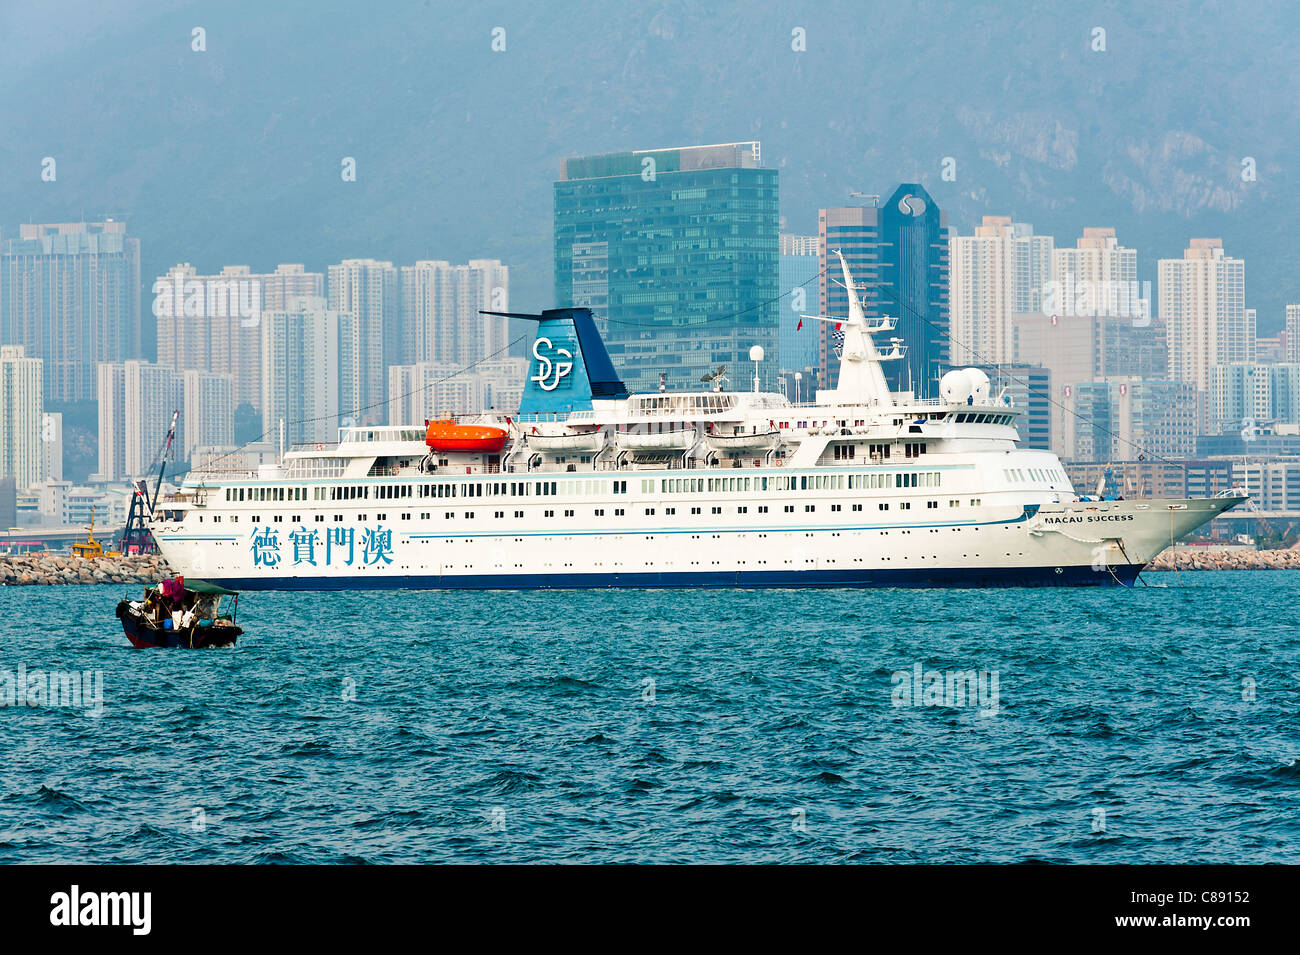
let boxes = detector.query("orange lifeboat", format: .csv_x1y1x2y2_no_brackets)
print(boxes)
424,419,509,453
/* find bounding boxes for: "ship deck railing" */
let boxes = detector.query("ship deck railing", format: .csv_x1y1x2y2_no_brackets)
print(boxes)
289,441,341,453
189,467,262,480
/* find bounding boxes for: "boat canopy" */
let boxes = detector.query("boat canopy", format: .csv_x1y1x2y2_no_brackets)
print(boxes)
184,580,241,596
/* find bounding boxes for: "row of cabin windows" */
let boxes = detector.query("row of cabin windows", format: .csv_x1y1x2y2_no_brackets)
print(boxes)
776,419,871,430
223,472,944,505
200,499,986,524
956,413,1013,425
657,472,941,494
840,442,926,460
223,471,960,505
848,472,941,489
224,486,308,502
1005,466,1067,484
225,480,632,503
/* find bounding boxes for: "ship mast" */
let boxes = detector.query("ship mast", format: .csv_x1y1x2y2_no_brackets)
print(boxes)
803,251,894,408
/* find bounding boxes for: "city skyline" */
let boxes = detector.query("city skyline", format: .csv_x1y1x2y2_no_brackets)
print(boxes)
0,195,1294,484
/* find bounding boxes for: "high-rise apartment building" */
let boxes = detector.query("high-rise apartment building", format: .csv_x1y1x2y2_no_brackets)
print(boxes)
1158,239,1253,397
1256,332,1286,364
260,296,342,447
387,358,529,426
553,142,779,393
1050,228,1145,321
155,262,324,410
182,370,235,462
97,361,184,480
1287,305,1300,362
328,259,398,425
1208,363,1300,432
1061,378,1200,463
0,221,141,402
1011,311,1168,453
950,216,1052,367
0,345,44,489
399,259,509,367
41,412,62,483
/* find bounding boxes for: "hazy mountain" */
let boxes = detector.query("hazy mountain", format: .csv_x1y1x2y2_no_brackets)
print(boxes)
2,0,1295,353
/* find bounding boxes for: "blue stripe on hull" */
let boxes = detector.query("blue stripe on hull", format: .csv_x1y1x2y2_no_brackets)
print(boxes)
200,563,1145,592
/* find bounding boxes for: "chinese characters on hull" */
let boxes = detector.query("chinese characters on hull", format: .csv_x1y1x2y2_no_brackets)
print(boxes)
252,526,394,568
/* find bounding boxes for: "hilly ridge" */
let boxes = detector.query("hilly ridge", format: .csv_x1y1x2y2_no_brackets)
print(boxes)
1,0,1295,351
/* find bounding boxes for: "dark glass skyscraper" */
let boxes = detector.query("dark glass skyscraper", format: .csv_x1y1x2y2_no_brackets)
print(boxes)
554,143,779,394
818,183,949,397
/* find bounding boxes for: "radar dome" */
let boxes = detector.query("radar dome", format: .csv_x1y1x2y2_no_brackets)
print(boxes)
966,368,991,400
940,369,972,403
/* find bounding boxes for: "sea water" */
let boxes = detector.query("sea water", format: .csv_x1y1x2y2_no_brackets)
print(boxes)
0,571,1296,863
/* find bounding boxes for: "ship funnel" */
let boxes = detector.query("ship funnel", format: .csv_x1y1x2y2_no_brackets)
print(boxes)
483,307,628,416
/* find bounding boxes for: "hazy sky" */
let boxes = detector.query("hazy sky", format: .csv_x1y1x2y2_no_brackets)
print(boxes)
2,0,1294,335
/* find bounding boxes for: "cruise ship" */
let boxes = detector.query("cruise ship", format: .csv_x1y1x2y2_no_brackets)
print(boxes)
152,255,1242,590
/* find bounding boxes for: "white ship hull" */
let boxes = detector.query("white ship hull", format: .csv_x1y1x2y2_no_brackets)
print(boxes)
151,470,1237,590
153,266,1243,591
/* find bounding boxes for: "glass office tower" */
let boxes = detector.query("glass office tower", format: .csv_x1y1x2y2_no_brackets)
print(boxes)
554,142,779,394
818,183,949,397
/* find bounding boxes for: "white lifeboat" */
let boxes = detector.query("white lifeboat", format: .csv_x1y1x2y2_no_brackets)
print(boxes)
705,429,781,452
527,429,605,452
617,428,696,451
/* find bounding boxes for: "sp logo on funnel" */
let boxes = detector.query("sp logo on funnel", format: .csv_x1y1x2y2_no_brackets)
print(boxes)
531,337,574,391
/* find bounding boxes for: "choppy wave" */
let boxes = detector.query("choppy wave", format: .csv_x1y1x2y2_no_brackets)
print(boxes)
0,572,1297,863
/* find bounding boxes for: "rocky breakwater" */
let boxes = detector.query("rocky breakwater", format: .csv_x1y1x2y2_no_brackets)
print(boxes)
1,552,173,587
1148,546,1300,571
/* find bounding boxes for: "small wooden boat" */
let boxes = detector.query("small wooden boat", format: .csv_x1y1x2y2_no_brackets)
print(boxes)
116,578,242,649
